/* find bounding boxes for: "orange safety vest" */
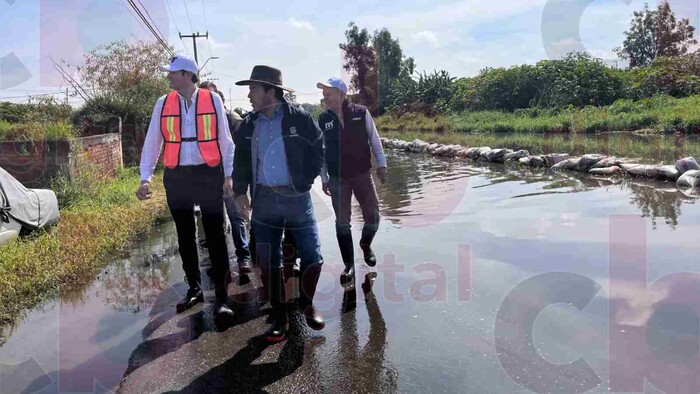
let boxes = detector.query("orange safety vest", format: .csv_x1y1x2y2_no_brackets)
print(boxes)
160,89,221,169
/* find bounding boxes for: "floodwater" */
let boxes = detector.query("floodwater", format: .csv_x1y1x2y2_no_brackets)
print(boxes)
2,148,700,393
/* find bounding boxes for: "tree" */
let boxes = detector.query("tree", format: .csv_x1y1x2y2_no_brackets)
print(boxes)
615,1,697,68
372,28,404,112
339,22,376,110
70,39,172,112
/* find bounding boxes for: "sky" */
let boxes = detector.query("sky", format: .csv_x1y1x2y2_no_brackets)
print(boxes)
0,0,698,109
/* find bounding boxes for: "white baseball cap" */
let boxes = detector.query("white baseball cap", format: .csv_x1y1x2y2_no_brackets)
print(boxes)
316,77,348,94
159,54,199,75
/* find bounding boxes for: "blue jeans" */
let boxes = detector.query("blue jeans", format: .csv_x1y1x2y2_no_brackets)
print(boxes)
223,194,251,262
251,186,323,270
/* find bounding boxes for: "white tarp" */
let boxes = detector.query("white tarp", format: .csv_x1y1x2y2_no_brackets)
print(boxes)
0,167,59,231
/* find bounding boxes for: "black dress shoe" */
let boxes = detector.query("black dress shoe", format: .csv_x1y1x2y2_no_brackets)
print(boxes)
214,300,235,318
238,258,253,274
301,305,325,330
361,245,377,267
176,287,203,313
362,272,378,294
340,264,355,285
264,318,288,343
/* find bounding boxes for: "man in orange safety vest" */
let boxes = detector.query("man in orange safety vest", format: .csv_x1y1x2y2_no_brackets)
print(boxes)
136,54,235,319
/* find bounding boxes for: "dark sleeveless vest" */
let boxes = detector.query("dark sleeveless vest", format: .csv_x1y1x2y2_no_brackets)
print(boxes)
318,102,372,179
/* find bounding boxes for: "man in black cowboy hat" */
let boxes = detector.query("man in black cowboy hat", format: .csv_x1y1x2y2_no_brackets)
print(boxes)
232,65,325,342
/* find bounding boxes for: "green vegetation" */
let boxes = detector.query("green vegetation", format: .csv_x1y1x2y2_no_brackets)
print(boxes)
340,1,700,135
378,94,700,135
0,168,168,325
0,120,77,141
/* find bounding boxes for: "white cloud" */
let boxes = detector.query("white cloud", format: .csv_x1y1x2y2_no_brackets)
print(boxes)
357,0,548,32
287,18,315,32
198,16,342,107
411,31,439,47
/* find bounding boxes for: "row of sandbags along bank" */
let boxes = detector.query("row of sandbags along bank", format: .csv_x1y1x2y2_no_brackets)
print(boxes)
381,138,700,197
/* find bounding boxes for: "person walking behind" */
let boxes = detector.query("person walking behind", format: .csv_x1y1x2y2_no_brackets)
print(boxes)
199,81,252,274
233,65,325,343
317,77,387,285
136,54,235,317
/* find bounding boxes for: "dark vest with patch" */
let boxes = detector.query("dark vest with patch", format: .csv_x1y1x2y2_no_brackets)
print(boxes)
319,102,372,179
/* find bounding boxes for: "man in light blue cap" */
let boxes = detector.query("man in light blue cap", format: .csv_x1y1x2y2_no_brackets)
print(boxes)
317,77,387,285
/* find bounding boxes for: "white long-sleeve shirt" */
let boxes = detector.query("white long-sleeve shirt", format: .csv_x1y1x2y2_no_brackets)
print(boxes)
139,88,234,181
320,108,387,183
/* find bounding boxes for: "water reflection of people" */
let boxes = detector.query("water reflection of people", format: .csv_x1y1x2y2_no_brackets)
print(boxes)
335,273,398,392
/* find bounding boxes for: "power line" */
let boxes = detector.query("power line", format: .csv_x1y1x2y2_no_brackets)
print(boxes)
125,0,173,55
163,0,191,55
202,0,214,74
136,0,169,47
118,0,152,37
128,0,171,52
0,92,64,100
179,32,208,64
50,58,94,101
182,0,195,33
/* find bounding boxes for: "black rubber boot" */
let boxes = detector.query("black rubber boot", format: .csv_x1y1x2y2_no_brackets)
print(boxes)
359,225,378,267
298,262,325,330
264,267,288,342
337,232,355,285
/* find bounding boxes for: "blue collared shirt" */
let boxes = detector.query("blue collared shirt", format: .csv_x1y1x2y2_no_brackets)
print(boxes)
256,105,292,186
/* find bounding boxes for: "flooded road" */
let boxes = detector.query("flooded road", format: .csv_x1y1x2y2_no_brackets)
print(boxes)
2,148,700,393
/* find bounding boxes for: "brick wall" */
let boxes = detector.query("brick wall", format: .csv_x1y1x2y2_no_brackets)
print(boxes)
0,133,123,187
70,134,123,179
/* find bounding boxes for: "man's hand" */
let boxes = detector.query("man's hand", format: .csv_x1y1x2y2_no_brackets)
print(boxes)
322,182,332,196
235,194,251,221
377,167,388,184
136,180,152,200
223,176,233,197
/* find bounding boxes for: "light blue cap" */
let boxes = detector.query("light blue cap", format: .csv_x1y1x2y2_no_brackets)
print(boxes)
316,77,348,94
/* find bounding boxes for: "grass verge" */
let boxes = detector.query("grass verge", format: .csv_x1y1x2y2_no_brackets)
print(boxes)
376,94,700,134
0,167,168,325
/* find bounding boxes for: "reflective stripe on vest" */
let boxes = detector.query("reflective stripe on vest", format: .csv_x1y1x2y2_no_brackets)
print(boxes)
159,89,222,169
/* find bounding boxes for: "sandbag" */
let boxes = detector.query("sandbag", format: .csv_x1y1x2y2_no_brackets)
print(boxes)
589,166,621,176
475,147,492,158
576,154,607,172
551,158,580,171
621,164,662,179
456,148,470,158
675,157,700,174
465,147,481,159
543,153,570,167
657,165,680,181
447,145,464,156
529,156,546,167
505,150,529,162
677,169,700,189
590,157,623,169
485,148,511,163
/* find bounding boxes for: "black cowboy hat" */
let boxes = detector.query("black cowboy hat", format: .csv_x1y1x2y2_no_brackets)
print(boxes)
235,65,295,92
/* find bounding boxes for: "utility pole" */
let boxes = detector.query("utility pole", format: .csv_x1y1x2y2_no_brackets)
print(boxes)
179,31,208,64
